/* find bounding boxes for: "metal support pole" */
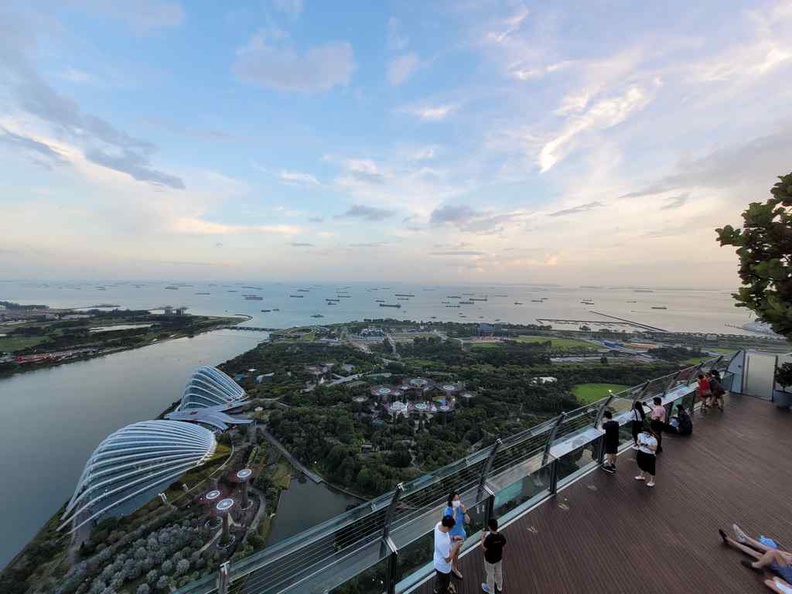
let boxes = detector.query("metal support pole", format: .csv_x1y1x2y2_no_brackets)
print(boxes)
549,459,559,495
542,413,567,466
662,371,681,397
595,435,605,465
380,483,404,557
687,362,705,386
631,381,651,406
384,545,399,594
476,439,502,502
593,393,615,428
217,561,230,594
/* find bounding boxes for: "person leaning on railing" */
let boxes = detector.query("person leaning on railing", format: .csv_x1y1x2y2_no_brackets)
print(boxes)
434,515,462,594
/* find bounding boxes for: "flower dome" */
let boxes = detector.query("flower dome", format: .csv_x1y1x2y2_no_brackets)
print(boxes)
60,420,216,532
177,366,247,410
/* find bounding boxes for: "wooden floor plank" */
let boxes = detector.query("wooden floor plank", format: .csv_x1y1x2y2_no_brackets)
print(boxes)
416,395,792,594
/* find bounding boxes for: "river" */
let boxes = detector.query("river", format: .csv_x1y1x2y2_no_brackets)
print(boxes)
0,330,269,568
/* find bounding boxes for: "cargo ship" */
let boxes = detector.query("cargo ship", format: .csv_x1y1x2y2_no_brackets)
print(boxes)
379,303,401,308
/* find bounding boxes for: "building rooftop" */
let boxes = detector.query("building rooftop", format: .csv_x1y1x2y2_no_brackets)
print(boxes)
414,393,792,594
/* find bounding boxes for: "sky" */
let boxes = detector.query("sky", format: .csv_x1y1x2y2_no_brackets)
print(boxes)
1,0,791,287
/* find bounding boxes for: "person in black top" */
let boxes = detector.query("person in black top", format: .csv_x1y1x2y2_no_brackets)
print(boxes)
601,410,620,473
481,518,506,593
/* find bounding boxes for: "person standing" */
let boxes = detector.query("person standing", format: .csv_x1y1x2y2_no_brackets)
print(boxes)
634,427,659,487
650,397,666,454
630,401,646,447
434,515,462,594
708,371,726,411
443,492,470,579
697,373,712,410
601,410,620,473
480,517,506,593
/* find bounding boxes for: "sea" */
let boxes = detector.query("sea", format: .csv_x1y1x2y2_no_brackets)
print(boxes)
0,279,760,335
0,279,761,569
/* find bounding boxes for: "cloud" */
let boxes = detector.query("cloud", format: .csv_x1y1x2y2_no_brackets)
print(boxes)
509,61,572,81
172,218,302,235
71,0,184,31
272,0,303,17
84,148,185,189
0,127,67,167
548,201,603,217
430,204,478,225
234,30,355,93
338,204,395,221
349,241,389,248
0,15,183,188
343,159,386,184
388,17,409,51
290,241,314,247
388,53,420,85
660,194,689,210
401,104,456,121
60,68,94,84
539,86,653,172
279,170,320,185
308,216,324,222
141,117,237,141
430,250,485,256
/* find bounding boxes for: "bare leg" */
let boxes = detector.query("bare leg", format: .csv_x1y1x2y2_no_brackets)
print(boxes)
752,549,789,569
765,578,792,593
724,535,764,560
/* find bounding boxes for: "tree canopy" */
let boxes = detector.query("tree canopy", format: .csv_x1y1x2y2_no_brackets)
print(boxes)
717,172,792,339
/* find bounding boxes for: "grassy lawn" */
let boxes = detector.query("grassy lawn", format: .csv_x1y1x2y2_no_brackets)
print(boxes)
683,356,710,365
515,335,596,350
573,383,630,403
469,342,502,349
0,335,46,353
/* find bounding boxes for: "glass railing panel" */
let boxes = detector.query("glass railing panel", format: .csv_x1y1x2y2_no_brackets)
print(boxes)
556,438,600,486
492,461,553,518
328,554,390,594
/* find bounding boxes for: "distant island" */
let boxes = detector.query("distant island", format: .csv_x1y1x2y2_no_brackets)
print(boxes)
0,301,238,377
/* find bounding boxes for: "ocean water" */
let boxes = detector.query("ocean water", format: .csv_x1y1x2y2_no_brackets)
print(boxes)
0,280,756,335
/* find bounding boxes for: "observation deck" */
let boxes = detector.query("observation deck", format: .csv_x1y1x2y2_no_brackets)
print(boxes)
175,351,792,594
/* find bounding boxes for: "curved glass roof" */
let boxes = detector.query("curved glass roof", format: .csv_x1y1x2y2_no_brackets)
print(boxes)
60,420,216,532
177,366,247,411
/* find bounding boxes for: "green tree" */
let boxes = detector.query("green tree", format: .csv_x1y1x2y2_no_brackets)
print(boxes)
717,172,792,339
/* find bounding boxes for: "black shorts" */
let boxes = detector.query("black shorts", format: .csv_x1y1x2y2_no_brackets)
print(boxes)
605,442,619,455
636,451,656,475
435,570,452,593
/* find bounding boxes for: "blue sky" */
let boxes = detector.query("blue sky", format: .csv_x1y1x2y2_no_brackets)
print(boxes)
1,0,791,286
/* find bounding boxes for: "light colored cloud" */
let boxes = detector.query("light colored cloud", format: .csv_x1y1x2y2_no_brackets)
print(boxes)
272,0,303,17
234,30,355,93
539,85,653,172
509,60,571,81
60,68,94,84
388,16,409,51
279,170,320,185
388,53,420,85
71,0,184,31
171,218,302,235
401,103,457,121
547,201,603,217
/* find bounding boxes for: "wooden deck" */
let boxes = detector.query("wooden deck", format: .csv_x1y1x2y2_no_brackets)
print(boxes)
417,394,792,593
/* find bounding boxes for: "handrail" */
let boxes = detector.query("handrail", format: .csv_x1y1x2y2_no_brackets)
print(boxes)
174,356,736,594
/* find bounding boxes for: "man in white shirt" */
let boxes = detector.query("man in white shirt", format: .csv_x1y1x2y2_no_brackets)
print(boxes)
434,515,462,594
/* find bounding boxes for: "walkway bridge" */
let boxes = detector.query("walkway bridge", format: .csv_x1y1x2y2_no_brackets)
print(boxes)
175,351,792,594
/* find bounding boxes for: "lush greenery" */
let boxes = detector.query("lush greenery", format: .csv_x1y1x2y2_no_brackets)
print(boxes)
572,383,630,403
775,362,792,390
717,172,792,340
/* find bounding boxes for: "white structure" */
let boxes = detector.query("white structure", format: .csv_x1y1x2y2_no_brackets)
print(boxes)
177,366,248,410
60,420,216,532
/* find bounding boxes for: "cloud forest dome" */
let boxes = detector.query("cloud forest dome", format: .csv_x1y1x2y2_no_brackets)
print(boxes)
60,420,217,533
177,366,247,411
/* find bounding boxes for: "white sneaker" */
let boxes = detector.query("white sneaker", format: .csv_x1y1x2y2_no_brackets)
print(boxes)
635,475,645,481
732,523,748,544
647,482,655,488
481,585,491,593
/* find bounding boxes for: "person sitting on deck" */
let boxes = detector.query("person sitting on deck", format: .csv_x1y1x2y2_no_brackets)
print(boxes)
718,523,792,585
665,405,692,436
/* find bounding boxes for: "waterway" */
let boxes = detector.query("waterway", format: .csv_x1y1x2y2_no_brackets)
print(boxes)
266,477,360,545
0,330,268,568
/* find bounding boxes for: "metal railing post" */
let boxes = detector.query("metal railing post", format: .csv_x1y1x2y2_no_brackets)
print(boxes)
631,381,651,406
381,483,403,594
542,413,567,466
593,393,615,428
476,439,501,501
687,362,705,385
549,458,559,494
